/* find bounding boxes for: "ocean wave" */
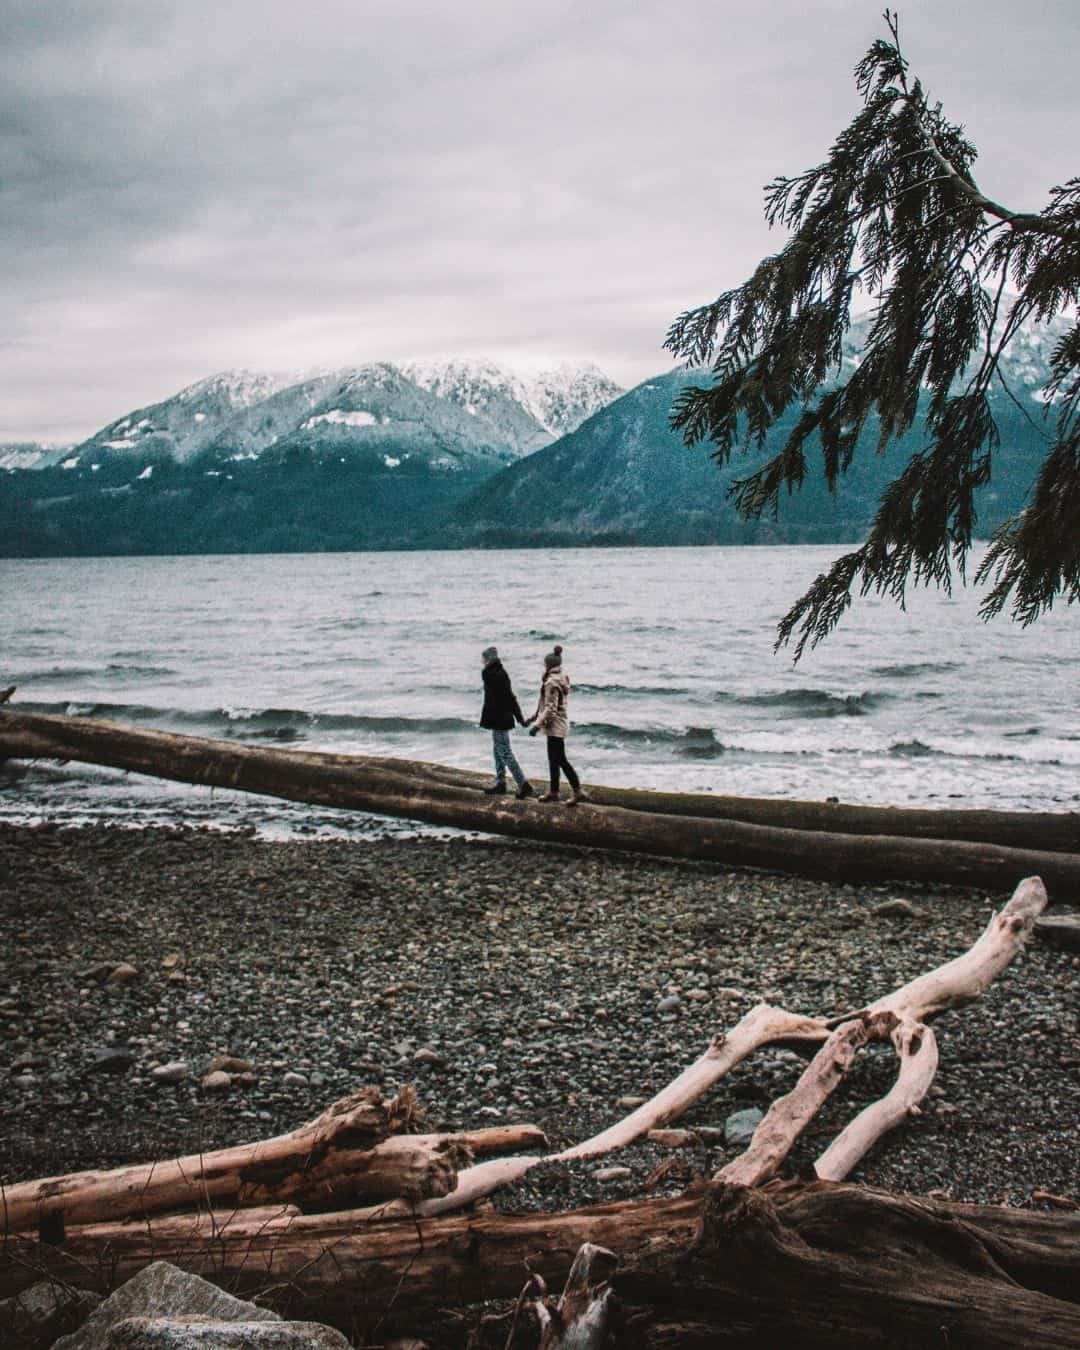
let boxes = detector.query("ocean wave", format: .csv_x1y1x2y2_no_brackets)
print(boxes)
198,707,474,739
9,700,476,741
576,682,692,697
715,688,887,717
870,661,959,678
580,721,726,757
888,739,1029,764
17,667,102,682
17,663,177,682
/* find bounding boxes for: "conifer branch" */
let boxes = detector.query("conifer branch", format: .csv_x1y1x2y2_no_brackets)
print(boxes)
666,12,1080,655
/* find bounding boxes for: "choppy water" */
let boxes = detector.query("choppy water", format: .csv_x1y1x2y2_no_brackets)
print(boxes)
2,546,1078,836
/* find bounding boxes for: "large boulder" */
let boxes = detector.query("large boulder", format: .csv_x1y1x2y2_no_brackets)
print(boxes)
52,1263,279,1349
51,1263,351,1349
0,1281,101,1348
103,1318,351,1347
1035,913,1080,951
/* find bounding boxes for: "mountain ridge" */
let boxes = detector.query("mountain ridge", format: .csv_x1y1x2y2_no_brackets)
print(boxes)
1,310,1068,558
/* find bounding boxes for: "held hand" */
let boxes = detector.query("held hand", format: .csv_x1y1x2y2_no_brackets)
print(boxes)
529,727,538,737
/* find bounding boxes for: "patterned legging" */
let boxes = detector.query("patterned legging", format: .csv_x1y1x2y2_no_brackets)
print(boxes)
546,736,580,794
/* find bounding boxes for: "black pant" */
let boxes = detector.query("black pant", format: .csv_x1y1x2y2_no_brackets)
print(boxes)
547,736,580,794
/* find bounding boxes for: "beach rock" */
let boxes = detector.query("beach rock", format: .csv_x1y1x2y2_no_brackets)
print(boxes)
724,1107,764,1147
656,994,681,1013
108,963,140,985
52,1263,279,1349
161,954,184,970
102,1316,352,1347
82,962,120,983
282,1071,308,1087
201,1070,232,1092
0,1281,102,1348
592,1165,633,1182
86,1046,136,1076
413,1047,445,1067
151,1062,189,1085
871,899,924,920
208,1055,252,1074
1035,914,1080,951
647,1128,697,1147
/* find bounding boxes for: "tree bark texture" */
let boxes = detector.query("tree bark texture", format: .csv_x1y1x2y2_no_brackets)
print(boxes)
0,1082,542,1234
3,1182,1079,1346
3,709,1080,895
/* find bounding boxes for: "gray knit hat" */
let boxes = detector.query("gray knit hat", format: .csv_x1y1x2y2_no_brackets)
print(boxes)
544,644,563,670
482,645,499,663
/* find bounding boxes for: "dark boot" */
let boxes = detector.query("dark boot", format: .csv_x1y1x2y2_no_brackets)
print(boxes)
515,781,534,799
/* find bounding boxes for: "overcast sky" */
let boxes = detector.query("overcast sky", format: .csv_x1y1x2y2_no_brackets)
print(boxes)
1,0,1076,443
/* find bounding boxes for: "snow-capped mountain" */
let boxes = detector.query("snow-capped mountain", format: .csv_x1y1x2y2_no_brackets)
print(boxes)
401,358,551,456
252,362,541,471
523,363,624,438
403,358,622,450
841,303,1073,398
0,442,68,471
58,359,622,470
71,369,302,466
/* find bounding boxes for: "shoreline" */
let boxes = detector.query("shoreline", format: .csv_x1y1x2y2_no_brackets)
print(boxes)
2,820,1078,1210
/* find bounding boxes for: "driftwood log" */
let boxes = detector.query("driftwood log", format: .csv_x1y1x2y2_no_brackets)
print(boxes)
293,876,1048,1221
0,1083,546,1234
3,708,1080,893
4,1182,1079,1346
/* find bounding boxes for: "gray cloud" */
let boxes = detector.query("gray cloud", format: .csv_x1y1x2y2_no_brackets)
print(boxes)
1,0,1076,441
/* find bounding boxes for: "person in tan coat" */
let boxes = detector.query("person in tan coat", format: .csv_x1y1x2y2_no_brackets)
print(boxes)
527,645,589,805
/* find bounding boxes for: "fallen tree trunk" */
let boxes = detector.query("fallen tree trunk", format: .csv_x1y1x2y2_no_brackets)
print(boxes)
378,755,1080,853
5,705,1080,852
3,1182,1079,1346
0,1087,542,1234
3,709,1080,894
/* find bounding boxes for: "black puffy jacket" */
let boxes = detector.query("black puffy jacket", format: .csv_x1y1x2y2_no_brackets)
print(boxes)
480,661,524,731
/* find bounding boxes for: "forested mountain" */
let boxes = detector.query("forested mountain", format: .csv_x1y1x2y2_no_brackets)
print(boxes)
0,361,619,556
0,313,1063,558
437,335,1060,548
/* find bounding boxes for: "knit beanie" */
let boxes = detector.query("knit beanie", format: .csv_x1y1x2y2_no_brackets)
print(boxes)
544,644,563,670
482,645,499,664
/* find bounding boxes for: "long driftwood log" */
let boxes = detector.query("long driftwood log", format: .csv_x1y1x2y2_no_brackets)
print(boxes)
5,705,1079,853
4,1181,1080,1346
3,708,1080,894
0,1083,545,1234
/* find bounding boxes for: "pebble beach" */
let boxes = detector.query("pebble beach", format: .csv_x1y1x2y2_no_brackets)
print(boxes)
2,821,1079,1211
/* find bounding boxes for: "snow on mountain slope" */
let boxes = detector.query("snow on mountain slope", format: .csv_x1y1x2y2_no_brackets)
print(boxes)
71,369,303,465
49,358,625,471
840,303,1073,398
0,443,68,471
523,362,624,438
403,358,623,453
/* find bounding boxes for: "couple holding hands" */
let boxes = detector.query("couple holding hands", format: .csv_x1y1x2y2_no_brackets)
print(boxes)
479,643,588,805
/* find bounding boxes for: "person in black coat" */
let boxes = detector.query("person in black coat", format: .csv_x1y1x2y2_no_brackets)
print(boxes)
480,645,533,798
